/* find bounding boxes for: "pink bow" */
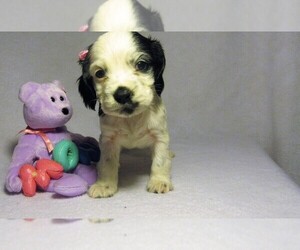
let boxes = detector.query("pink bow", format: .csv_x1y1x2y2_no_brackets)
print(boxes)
79,24,89,32
79,50,89,61
19,127,56,153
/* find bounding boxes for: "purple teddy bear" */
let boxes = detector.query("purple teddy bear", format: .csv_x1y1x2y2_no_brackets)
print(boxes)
5,81,99,197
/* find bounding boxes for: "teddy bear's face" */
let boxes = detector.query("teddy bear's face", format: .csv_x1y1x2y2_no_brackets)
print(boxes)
19,81,73,129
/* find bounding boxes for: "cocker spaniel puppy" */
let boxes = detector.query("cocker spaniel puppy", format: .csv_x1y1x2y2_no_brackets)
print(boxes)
88,0,164,32
78,32,173,198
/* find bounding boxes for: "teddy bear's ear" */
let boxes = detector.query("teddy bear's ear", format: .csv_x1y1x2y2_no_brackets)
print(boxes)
19,82,40,103
52,80,66,92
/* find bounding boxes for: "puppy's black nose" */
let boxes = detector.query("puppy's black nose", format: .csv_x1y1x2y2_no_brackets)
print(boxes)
113,87,132,104
62,108,69,115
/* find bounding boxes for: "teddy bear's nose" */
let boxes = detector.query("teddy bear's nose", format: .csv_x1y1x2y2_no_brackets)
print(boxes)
62,108,69,115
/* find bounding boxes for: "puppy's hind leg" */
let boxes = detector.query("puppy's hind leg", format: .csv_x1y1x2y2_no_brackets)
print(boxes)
88,137,120,198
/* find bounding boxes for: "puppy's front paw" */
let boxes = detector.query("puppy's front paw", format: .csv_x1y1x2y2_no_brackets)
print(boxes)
147,178,173,194
88,182,117,198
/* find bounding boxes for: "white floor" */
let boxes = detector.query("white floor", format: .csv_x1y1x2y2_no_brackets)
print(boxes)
2,136,300,249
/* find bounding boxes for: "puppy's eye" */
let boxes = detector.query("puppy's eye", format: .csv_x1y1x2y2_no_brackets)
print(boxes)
60,96,65,101
95,69,106,78
51,97,55,102
136,61,150,72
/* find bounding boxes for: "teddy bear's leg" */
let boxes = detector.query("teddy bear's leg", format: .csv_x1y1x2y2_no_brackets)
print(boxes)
47,179,56,193
47,164,97,197
74,164,97,185
49,173,89,197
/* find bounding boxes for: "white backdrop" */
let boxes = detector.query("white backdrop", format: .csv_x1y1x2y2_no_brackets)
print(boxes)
1,0,300,31
159,33,300,184
160,33,300,184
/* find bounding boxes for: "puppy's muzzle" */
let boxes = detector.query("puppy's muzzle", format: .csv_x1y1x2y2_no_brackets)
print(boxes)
113,87,138,114
114,87,132,104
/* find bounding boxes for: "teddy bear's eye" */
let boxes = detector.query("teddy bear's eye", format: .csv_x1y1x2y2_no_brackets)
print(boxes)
51,97,56,102
60,96,65,101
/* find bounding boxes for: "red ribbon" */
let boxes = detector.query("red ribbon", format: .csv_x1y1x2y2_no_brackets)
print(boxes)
19,127,56,153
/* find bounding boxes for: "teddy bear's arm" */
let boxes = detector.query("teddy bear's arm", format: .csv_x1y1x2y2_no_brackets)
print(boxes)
5,136,43,193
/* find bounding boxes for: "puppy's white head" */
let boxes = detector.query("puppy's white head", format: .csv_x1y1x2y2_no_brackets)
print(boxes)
89,0,164,32
78,32,165,117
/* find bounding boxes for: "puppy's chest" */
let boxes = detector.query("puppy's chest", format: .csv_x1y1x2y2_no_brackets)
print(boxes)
102,115,156,149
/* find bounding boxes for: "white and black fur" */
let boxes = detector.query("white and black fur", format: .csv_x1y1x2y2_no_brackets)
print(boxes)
78,32,173,198
89,0,164,31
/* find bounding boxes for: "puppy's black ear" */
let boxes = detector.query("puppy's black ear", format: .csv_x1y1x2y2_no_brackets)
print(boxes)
77,44,97,110
132,32,166,97
150,39,166,96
